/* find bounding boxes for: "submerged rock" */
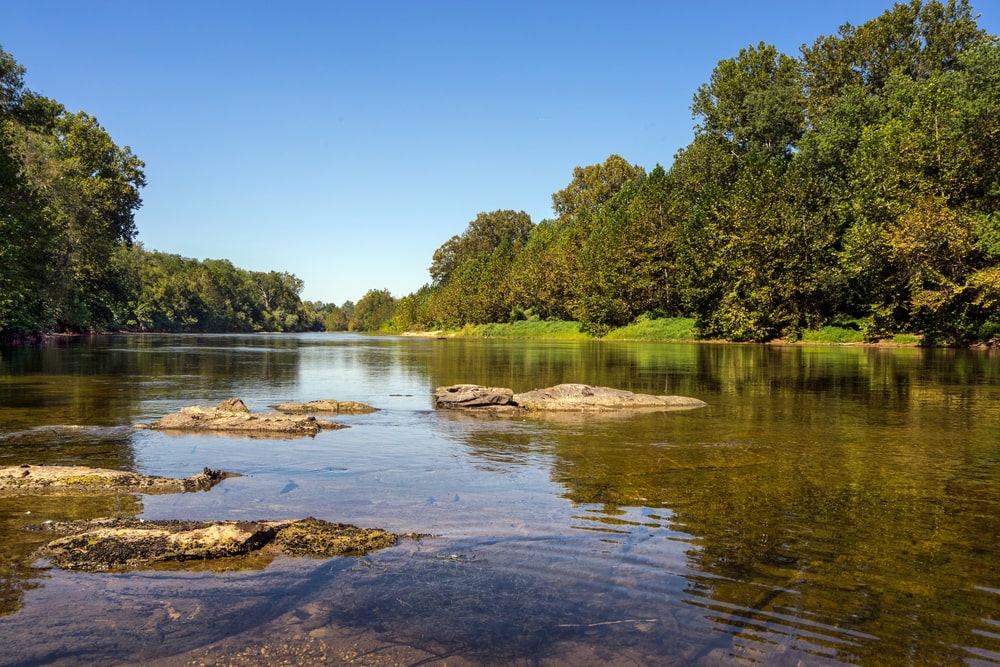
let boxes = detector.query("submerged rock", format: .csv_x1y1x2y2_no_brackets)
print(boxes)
434,383,706,413
146,398,346,436
0,465,238,496
271,399,378,415
31,516,401,571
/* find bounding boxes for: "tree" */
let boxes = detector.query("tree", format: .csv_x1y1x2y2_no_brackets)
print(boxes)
572,166,681,328
427,210,534,326
430,209,533,287
551,154,645,220
508,217,580,321
691,41,804,157
349,289,396,332
25,110,146,330
801,0,986,122
0,48,54,336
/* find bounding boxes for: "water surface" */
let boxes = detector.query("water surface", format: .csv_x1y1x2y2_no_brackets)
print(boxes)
0,334,997,666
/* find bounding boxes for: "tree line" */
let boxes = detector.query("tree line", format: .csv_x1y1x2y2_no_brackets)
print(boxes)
4,1,999,344
381,0,1000,344
0,45,366,340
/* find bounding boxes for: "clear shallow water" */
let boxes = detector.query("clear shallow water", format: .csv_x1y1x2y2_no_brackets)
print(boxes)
0,333,998,666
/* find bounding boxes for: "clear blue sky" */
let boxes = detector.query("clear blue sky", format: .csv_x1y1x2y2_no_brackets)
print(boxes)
4,1,998,304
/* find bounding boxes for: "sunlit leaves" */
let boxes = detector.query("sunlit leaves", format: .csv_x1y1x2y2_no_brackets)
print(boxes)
550,154,645,220
0,45,146,335
349,289,396,332
691,41,804,157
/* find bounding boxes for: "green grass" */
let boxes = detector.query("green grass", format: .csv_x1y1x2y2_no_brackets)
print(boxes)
892,333,921,345
448,317,698,341
455,320,590,339
603,317,698,341
423,318,939,346
799,326,866,344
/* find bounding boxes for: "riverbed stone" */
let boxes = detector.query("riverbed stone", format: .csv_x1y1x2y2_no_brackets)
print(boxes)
271,399,379,415
148,398,346,435
434,383,706,413
514,383,707,411
0,465,238,496
31,517,401,571
433,384,519,410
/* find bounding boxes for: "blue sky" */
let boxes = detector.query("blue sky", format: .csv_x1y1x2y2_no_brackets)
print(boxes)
4,2,998,304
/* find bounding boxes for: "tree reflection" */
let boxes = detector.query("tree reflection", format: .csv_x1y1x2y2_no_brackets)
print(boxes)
434,342,1000,665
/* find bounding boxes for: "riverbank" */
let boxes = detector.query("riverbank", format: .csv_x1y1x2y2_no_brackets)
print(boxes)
399,317,937,346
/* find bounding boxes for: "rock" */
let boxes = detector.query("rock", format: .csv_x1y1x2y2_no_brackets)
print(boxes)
514,383,707,411
0,465,239,496
433,384,519,411
273,517,398,557
31,517,401,571
433,383,706,413
217,397,250,413
271,399,378,415
147,398,347,435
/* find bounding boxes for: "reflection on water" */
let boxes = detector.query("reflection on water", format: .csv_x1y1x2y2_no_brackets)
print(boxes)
0,334,998,665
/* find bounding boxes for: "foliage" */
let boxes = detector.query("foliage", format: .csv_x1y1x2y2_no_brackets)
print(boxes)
114,246,322,333
0,45,329,338
349,289,396,332
6,2,1000,346
393,1,999,346
1,45,146,337
382,285,433,333
550,154,646,220
427,210,534,326
691,41,804,157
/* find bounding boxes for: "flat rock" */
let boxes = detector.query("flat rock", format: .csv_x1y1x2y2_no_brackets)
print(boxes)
515,383,707,411
0,465,238,496
147,398,346,435
31,517,401,571
434,383,706,413
271,399,378,415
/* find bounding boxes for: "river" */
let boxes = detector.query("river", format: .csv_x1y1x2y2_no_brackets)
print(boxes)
0,333,998,666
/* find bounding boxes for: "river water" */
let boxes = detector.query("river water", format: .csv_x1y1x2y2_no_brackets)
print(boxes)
0,333,997,666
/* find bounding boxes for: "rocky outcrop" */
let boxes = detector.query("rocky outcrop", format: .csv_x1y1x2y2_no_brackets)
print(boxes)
433,385,520,411
0,465,238,496
30,516,401,571
271,399,378,415
434,383,706,413
515,383,706,411
145,398,346,435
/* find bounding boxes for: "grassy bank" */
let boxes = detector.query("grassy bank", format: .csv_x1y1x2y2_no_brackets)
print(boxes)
438,317,699,341
407,318,971,346
453,320,591,339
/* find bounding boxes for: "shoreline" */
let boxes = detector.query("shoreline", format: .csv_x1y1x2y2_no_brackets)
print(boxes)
2,327,995,350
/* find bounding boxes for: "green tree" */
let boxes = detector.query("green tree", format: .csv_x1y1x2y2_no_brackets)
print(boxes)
551,154,645,220
0,48,56,337
349,289,396,332
508,218,579,321
572,166,681,328
427,210,533,325
430,209,533,287
25,110,145,330
691,41,804,157
801,0,986,121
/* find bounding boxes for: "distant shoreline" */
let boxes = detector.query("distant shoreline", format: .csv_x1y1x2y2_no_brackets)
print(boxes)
3,326,995,350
